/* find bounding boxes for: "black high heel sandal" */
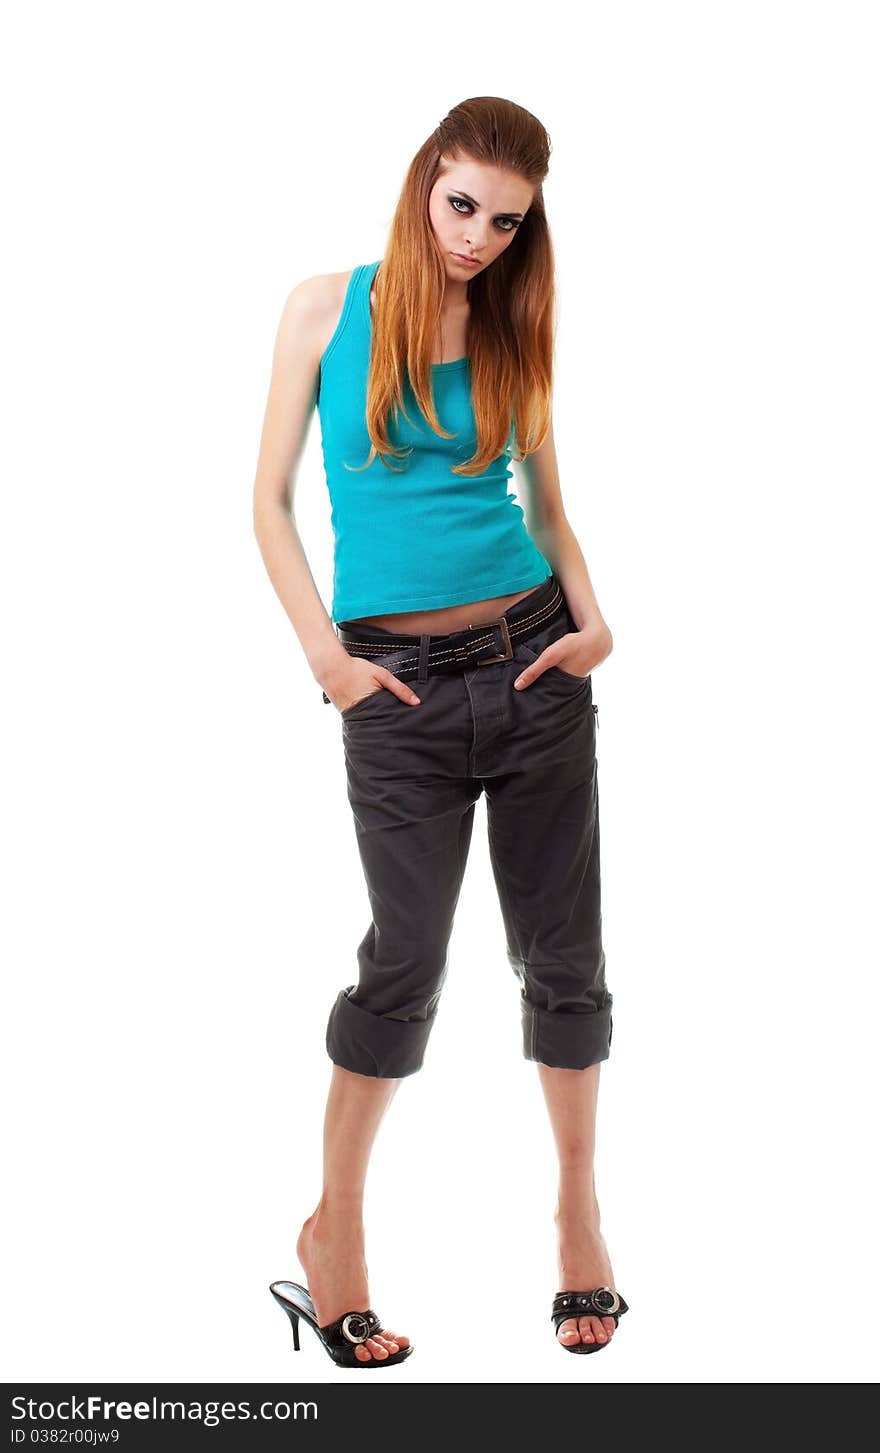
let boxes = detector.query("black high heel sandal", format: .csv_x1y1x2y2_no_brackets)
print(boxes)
551,1286,630,1354
270,1281,414,1369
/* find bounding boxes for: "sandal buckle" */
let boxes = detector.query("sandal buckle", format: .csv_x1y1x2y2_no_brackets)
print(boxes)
342,1313,371,1344
591,1287,620,1316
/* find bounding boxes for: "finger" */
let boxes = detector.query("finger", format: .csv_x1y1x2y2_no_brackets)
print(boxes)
514,663,547,689
381,672,421,706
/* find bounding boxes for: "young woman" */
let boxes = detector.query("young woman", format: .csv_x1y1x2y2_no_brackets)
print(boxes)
254,97,629,1368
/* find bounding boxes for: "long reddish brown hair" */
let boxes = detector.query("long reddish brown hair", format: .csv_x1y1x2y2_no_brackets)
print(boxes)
353,96,555,478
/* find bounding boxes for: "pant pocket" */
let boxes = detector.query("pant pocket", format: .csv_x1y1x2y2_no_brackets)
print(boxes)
515,626,592,688
338,651,408,721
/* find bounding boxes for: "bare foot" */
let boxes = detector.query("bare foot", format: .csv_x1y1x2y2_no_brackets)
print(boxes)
296,1204,410,1363
554,1201,621,1350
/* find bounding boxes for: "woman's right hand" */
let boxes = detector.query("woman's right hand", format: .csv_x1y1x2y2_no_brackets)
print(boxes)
323,659,422,716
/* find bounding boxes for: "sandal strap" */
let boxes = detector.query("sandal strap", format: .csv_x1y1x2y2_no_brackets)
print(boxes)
318,1306,384,1355
552,1288,629,1323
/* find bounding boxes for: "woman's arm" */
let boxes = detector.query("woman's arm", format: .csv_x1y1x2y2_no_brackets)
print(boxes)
252,277,356,697
514,416,610,633
253,280,424,713
513,416,614,675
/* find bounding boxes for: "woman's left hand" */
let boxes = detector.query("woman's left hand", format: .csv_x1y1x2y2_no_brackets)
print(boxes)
514,619,613,689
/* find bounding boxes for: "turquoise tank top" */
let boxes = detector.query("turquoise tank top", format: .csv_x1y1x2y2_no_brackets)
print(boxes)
316,260,551,622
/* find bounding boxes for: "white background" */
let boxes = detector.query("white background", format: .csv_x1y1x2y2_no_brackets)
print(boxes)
2,0,878,1385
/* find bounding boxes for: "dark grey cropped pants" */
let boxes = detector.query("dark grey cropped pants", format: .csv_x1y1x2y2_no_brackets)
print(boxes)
326,574,613,1079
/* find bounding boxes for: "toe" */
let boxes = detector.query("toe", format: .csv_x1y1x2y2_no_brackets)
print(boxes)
366,1337,389,1359
383,1330,410,1348
355,1344,373,1361
557,1317,581,1345
590,1316,607,1343
601,1316,616,1338
374,1334,400,1352
577,1317,595,1345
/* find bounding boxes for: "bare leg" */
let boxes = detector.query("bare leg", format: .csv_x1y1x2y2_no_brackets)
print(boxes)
538,1063,621,1350
296,1065,411,1363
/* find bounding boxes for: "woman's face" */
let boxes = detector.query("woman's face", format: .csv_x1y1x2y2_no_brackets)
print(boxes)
428,156,533,284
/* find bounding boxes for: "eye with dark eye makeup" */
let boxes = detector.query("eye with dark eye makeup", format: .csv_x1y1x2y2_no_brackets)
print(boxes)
448,196,520,232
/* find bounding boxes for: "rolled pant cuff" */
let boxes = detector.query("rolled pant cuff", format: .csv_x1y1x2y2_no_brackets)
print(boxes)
522,996,613,1070
326,986,434,1079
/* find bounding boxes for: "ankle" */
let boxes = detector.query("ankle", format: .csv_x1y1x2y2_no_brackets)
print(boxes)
314,1190,366,1221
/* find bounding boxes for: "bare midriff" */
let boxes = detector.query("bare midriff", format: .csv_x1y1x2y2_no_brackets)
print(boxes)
348,583,546,635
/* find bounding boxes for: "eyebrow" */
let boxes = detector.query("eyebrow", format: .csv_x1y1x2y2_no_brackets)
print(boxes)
450,189,525,220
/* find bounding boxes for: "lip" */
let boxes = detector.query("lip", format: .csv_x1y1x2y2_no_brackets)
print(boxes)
452,252,481,268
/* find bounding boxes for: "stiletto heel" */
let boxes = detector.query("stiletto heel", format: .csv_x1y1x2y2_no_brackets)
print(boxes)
291,1311,300,1350
269,1281,413,1369
271,1287,302,1349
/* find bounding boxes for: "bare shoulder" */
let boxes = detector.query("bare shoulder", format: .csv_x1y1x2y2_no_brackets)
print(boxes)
275,269,355,367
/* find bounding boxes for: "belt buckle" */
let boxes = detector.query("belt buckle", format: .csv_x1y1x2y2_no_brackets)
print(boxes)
467,614,513,665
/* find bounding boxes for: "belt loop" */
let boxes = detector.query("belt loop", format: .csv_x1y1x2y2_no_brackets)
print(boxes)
418,633,431,683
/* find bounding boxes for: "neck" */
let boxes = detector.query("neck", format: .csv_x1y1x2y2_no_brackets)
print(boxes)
442,282,470,314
